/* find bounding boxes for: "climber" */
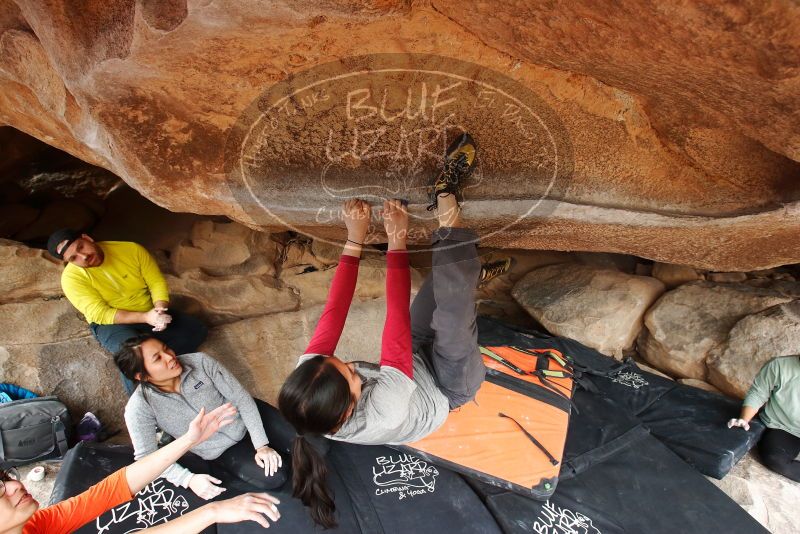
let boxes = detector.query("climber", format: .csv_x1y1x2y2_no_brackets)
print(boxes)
114,335,289,500
728,355,800,482
47,229,207,392
278,133,514,528
2,404,282,534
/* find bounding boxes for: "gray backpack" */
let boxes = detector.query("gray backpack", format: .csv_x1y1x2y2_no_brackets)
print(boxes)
0,396,71,467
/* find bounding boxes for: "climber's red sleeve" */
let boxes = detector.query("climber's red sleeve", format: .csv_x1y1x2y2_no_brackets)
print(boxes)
304,255,360,356
380,251,413,378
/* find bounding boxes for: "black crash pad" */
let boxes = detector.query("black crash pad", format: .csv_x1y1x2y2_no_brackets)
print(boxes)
328,441,501,534
477,317,764,478
50,441,362,534
468,387,768,534
51,440,500,534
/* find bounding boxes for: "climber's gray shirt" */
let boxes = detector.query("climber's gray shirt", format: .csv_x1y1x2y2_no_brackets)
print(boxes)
297,353,450,445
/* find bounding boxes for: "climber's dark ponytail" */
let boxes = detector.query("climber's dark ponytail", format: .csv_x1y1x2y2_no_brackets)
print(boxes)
291,435,336,528
278,356,353,529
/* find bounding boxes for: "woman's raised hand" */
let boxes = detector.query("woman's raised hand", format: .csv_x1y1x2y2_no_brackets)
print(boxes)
343,199,371,245
382,199,408,250
185,403,237,445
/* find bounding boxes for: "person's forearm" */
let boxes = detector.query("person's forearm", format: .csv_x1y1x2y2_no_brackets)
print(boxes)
303,255,360,355
114,308,148,324
387,232,406,251
343,233,364,258
739,405,759,422
138,503,217,533
125,434,195,494
154,300,169,309
379,251,413,377
238,395,269,449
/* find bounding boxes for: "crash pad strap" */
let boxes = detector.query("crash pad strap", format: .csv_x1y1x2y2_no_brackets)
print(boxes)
499,413,558,466
485,369,571,413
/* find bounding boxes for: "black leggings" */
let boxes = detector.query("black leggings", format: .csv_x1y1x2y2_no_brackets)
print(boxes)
183,400,294,490
758,427,800,483
210,433,287,490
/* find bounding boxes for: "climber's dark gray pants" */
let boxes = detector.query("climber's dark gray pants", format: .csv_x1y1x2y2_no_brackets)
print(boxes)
411,227,485,409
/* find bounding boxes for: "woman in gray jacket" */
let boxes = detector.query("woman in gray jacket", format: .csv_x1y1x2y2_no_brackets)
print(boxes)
115,336,288,500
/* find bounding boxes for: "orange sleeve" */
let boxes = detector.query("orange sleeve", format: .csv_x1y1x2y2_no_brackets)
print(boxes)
23,468,134,534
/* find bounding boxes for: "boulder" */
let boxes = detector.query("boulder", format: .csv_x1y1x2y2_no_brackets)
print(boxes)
475,249,572,283
635,361,673,380
512,264,665,358
707,302,800,398
0,239,63,303
310,239,346,267
474,250,573,324
202,300,385,405
20,165,120,199
745,278,800,298
574,252,639,273
282,256,424,307
709,451,800,534
0,298,86,345
0,338,128,432
171,220,277,277
3,3,800,270
651,262,705,289
638,282,794,379
166,270,298,325
278,237,330,276
677,378,721,394
708,272,749,283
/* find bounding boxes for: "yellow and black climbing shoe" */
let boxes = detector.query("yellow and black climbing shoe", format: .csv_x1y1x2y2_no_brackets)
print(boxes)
478,256,515,287
427,132,478,212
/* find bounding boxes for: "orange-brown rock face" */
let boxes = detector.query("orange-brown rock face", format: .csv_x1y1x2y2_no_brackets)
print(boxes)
1,0,798,270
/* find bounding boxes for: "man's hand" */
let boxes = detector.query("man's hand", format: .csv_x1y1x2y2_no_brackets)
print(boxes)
185,404,237,445
255,446,283,477
382,199,408,250
211,493,281,528
144,308,172,332
188,474,226,500
343,199,371,245
727,418,751,431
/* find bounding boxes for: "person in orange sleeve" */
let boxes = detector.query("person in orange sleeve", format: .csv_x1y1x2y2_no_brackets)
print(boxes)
1,404,281,534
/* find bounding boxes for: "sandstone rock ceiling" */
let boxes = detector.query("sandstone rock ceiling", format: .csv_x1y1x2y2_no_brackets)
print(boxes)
1,0,799,270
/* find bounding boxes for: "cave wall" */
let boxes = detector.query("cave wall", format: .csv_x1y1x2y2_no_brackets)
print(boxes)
1,0,799,270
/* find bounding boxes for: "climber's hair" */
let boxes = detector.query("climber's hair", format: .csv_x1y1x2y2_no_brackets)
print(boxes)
113,334,157,383
278,356,354,529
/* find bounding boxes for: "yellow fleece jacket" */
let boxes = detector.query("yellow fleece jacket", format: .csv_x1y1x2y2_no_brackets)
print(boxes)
61,241,170,325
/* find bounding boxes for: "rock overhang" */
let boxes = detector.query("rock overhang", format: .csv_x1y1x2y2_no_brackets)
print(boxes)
1,1,798,270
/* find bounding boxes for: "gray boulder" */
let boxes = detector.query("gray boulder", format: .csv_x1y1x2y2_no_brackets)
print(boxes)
638,282,793,379
707,302,800,398
512,264,665,358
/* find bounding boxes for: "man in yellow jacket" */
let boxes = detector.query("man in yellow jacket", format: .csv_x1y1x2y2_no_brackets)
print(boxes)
47,229,207,391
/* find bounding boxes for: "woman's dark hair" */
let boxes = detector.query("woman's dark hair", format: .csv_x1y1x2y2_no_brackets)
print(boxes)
278,356,353,529
113,334,157,383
